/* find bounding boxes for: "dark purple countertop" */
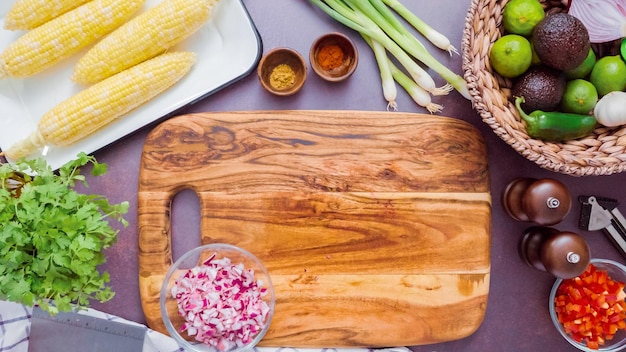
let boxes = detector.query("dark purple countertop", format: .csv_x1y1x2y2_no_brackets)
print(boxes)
77,1,626,351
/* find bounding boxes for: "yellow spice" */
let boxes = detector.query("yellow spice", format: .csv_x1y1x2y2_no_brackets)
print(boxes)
269,64,295,90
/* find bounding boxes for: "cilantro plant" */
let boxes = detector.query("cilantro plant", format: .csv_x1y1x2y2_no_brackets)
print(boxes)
0,153,129,315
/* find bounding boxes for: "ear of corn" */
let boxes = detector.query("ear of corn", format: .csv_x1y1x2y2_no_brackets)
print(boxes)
0,0,145,79
4,52,196,160
72,0,218,85
3,0,92,31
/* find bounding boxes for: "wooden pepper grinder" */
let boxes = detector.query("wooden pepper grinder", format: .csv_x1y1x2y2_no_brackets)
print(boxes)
503,178,572,226
519,226,590,279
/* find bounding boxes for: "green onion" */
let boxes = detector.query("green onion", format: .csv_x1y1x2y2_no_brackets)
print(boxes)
309,0,470,110
362,34,397,111
365,35,398,111
391,62,443,114
364,33,445,113
310,0,438,94
343,0,446,95
381,0,459,55
345,0,466,96
312,0,454,96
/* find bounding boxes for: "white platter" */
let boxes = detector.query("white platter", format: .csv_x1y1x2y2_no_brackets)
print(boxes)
0,0,262,170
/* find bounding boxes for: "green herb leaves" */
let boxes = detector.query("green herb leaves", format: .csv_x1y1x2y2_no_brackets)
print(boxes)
0,153,128,314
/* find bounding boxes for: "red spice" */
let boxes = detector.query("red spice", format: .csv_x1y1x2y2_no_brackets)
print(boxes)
317,44,344,70
554,263,626,350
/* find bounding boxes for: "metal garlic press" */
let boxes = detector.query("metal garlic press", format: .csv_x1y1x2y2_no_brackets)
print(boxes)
579,195,626,258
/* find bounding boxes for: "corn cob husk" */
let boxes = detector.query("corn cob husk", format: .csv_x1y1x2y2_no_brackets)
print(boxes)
0,0,145,79
72,0,218,85
4,52,196,160
3,0,92,31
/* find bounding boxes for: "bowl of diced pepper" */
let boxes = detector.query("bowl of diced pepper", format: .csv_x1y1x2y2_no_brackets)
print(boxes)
160,243,275,352
550,258,626,351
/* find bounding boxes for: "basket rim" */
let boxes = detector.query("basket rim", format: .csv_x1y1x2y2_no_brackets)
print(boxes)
461,0,626,176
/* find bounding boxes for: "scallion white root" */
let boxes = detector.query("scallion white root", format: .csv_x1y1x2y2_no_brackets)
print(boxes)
364,31,442,113
391,62,442,114
431,83,454,96
364,35,398,111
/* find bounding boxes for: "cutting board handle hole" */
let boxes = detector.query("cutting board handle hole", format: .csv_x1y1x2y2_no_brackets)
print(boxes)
170,188,202,266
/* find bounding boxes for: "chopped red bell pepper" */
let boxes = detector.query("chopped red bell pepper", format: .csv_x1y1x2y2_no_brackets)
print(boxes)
554,263,626,350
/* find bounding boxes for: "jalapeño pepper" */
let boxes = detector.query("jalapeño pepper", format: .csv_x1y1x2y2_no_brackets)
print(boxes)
515,96,597,142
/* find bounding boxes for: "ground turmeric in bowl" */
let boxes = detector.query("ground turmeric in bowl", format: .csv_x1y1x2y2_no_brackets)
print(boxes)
269,63,295,90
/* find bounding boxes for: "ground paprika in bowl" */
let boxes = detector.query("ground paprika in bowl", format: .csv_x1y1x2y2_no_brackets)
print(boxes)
309,32,358,82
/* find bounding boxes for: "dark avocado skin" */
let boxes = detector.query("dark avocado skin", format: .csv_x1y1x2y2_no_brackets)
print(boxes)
532,12,591,71
512,65,566,112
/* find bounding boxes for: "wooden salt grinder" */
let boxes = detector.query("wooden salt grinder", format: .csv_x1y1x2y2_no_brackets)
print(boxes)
519,226,590,279
503,178,572,226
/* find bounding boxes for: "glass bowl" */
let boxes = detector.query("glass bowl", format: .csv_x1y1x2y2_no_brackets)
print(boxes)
160,243,275,352
549,258,626,351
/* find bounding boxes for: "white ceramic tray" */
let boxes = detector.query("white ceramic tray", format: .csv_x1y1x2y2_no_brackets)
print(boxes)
0,0,261,170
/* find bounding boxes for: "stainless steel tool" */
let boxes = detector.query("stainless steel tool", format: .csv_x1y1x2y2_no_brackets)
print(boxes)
579,195,626,258
29,307,146,352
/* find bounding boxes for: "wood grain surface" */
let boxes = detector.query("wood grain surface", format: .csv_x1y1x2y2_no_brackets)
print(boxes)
137,110,491,347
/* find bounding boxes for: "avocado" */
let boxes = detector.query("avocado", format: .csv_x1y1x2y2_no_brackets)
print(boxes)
532,12,591,71
512,65,566,112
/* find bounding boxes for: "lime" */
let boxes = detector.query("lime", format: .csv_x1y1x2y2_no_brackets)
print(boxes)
561,79,598,115
530,42,541,65
565,48,596,79
490,34,533,78
589,55,626,96
503,0,545,36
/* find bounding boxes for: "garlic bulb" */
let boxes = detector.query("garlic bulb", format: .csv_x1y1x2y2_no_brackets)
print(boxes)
593,91,626,127
567,0,626,43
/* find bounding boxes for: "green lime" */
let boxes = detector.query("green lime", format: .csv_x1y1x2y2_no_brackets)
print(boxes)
565,48,596,79
530,42,541,65
503,0,545,36
561,79,598,115
589,55,626,96
490,34,533,78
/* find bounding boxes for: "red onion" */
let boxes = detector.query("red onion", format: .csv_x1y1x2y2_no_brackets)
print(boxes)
172,254,270,351
567,0,626,43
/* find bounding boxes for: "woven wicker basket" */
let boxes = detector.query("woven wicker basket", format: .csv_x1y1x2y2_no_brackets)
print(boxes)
462,0,626,176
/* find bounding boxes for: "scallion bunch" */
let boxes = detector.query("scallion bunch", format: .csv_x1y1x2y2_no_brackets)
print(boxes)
309,0,470,113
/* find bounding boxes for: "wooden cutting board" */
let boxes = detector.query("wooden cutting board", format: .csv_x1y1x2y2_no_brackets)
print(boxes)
137,110,491,347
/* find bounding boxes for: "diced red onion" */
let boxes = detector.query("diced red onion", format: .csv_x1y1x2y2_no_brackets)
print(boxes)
567,0,626,43
172,254,270,351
